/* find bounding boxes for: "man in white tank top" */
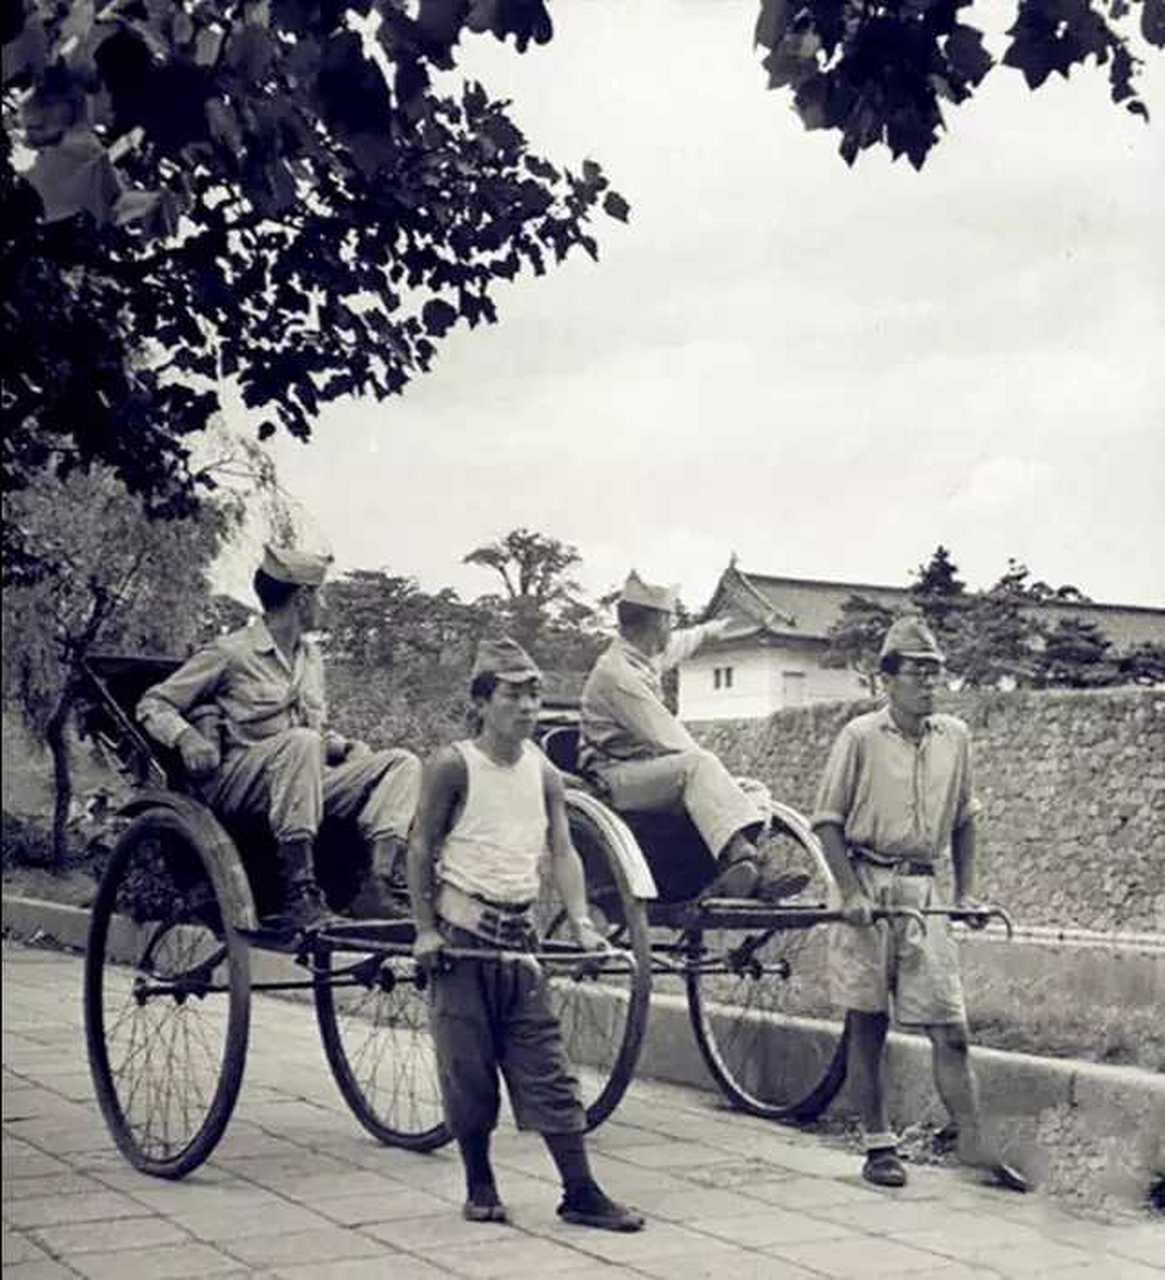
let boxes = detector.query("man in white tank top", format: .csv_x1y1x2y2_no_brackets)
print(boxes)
407,637,644,1233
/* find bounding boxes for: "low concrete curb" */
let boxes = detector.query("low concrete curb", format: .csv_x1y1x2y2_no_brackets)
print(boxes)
5,892,1162,1207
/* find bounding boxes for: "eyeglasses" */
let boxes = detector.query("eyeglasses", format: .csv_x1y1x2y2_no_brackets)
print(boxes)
898,662,945,681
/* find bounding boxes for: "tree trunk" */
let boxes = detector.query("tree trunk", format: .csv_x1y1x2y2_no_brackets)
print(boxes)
45,687,75,870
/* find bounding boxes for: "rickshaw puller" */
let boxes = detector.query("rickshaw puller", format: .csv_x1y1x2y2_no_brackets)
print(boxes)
408,636,644,1232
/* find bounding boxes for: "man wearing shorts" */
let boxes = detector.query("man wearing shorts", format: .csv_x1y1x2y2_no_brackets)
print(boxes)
812,616,1026,1191
407,636,644,1231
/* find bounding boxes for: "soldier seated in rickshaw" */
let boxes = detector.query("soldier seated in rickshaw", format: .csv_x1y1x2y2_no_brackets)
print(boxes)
134,544,421,932
576,570,808,905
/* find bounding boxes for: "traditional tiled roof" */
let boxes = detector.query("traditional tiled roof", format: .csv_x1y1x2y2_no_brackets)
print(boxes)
704,568,1165,650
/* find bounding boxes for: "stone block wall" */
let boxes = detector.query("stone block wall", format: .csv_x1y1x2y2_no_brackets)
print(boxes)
691,688,1165,934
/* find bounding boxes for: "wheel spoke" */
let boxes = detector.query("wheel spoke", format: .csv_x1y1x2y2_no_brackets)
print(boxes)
533,795,651,1129
315,954,447,1149
86,811,250,1176
687,821,847,1120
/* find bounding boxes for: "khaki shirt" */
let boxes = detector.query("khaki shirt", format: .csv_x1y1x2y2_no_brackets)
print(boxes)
811,705,982,863
579,622,724,769
137,619,327,752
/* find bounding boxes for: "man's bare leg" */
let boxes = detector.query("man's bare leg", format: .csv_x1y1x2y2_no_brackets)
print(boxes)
850,1010,906,1187
924,1022,1027,1192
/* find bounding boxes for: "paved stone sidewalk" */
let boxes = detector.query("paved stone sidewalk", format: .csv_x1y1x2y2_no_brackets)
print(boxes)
3,942,1161,1279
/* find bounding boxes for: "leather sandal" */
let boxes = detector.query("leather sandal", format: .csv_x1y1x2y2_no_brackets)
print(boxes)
862,1148,908,1188
557,1194,645,1232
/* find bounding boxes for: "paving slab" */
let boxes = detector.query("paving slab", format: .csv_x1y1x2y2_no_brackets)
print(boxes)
27,1212,193,1256
3,939,1161,1280
215,1225,387,1268
65,1240,247,1279
2,1260,80,1279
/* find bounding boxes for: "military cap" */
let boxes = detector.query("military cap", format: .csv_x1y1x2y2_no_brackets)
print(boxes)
472,635,542,683
619,570,677,614
880,615,944,663
261,544,333,587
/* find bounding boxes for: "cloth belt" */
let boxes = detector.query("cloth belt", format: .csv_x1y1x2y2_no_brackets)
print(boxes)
850,846,935,878
435,882,537,948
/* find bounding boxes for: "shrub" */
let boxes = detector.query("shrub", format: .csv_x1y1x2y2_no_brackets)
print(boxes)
1,811,56,868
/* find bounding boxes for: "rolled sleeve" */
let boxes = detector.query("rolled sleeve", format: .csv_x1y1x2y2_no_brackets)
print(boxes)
811,726,860,832
137,646,227,749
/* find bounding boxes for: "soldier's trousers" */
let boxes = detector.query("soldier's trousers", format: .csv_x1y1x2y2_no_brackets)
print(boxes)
594,748,764,859
201,727,421,845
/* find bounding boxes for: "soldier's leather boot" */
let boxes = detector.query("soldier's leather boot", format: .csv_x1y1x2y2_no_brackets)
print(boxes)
274,837,330,932
752,849,811,903
348,836,410,920
701,835,760,900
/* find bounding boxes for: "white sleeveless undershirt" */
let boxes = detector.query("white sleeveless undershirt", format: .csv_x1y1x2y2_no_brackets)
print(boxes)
438,739,548,904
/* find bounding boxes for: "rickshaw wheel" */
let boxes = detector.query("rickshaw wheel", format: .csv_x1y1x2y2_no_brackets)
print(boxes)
533,792,653,1130
84,810,251,1178
686,816,849,1121
314,933,451,1151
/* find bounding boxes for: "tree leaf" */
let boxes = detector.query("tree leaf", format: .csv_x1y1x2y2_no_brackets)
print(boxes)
421,297,457,336
602,190,629,222
3,14,48,87
754,0,788,50
945,24,993,87
194,25,224,66
206,97,244,157
26,126,122,224
113,187,160,224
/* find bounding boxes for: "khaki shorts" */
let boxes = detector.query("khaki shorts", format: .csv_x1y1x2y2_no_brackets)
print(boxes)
828,861,966,1027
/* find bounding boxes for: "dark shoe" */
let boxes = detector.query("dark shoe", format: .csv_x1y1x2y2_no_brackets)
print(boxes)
348,873,409,920
987,1162,1029,1194
557,1190,644,1232
753,867,812,902
933,1121,960,1155
463,1184,508,1223
862,1148,908,1188
702,856,760,900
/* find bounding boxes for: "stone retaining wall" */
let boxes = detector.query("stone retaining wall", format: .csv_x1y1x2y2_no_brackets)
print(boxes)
691,687,1165,934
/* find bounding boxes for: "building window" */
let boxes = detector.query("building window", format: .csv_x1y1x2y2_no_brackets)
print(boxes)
713,666,735,691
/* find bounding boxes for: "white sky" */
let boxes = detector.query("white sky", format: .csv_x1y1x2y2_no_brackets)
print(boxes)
218,0,1164,611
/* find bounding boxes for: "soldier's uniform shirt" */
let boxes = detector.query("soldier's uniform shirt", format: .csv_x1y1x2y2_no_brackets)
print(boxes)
578,624,762,861
138,618,326,751
812,705,983,1026
136,619,418,844
578,628,714,768
812,706,982,864
429,739,585,1138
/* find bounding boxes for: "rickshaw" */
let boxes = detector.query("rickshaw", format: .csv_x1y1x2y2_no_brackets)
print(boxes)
77,654,1010,1180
